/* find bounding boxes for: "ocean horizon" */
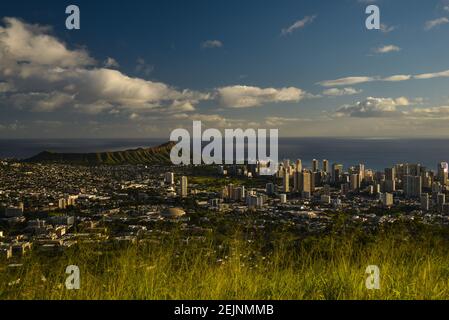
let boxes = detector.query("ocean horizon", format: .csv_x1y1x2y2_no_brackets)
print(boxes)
1,137,448,172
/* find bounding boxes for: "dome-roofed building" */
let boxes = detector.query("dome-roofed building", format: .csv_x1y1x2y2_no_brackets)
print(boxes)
161,207,186,219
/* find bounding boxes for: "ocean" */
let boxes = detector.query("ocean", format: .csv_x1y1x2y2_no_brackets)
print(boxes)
0,138,448,172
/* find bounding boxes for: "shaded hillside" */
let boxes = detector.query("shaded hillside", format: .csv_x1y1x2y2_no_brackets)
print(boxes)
25,141,175,165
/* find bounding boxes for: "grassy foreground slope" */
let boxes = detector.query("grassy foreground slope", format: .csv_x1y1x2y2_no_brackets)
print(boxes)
2,221,449,300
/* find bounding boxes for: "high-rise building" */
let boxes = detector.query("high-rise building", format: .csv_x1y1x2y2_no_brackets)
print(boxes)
341,183,350,196
283,160,291,175
231,187,240,201
246,194,265,209
293,159,302,192
312,171,324,188
432,182,443,194
438,162,448,186
356,164,365,182
395,163,421,181
283,168,290,193
246,195,258,209
323,160,329,173
404,175,422,198
332,163,343,183
293,171,299,193
384,180,396,193
421,171,433,189
385,167,395,180
438,193,446,211
181,176,188,198
384,168,396,192
420,193,430,211
295,159,302,172
350,174,360,191
381,193,394,207
299,170,311,196
312,159,319,172
374,184,381,194
407,164,422,177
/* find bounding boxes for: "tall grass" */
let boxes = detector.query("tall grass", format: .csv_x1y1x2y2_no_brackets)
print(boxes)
2,222,449,300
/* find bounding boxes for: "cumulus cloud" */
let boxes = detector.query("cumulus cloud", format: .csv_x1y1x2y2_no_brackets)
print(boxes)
201,40,223,49
334,96,449,120
374,45,401,54
425,17,449,30
404,106,449,119
0,17,209,115
322,87,362,96
217,85,305,108
335,97,411,118
281,15,316,35
0,17,94,68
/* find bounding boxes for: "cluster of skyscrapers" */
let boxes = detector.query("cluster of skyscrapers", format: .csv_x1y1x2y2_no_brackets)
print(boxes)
277,158,448,211
164,172,188,198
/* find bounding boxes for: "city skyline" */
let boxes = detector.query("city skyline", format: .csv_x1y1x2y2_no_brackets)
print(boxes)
2,0,449,138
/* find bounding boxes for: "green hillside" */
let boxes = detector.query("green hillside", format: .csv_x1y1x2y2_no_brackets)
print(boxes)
24,141,175,165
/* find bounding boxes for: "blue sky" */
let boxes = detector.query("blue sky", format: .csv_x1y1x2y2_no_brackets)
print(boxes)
1,0,449,138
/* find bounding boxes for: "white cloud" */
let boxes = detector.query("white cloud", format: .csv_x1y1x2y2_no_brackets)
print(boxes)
0,18,209,115
374,45,401,54
318,76,376,87
425,17,449,30
281,15,316,35
335,97,411,118
405,106,449,119
0,17,94,68
320,68,449,87
414,69,449,80
322,87,362,96
333,96,449,120
383,75,412,82
201,40,223,49
217,85,305,108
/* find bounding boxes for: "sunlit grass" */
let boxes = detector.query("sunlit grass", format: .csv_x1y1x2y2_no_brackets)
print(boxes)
1,223,449,300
